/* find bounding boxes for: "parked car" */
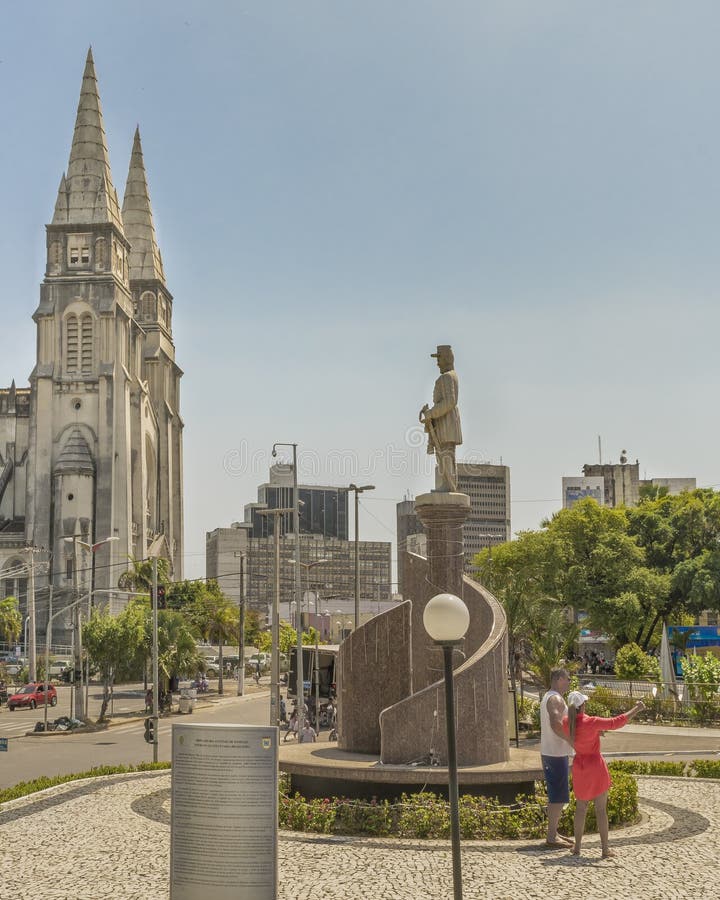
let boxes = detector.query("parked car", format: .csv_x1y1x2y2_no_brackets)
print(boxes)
202,656,220,677
7,682,58,711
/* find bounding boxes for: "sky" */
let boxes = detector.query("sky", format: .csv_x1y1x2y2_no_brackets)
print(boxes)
2,2,720,583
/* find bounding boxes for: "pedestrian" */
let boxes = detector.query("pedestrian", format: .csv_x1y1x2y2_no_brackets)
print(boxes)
284,709,298,742
299,721,317,743
539,667,573,848
280,696,287,724
563,691,645,857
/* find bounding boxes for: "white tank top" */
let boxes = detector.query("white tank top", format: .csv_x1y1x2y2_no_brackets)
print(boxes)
540,689,569,757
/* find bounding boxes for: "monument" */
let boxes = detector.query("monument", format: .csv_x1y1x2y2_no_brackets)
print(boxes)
282,345,524,801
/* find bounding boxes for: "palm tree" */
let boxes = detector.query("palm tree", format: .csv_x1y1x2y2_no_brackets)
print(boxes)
117,556,170,594
188,583,239,695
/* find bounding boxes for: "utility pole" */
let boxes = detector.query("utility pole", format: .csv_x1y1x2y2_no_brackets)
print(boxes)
234,551,245,697
70,534,85,719
257,506,294,728
342,484,375,629
152,556,159,764
23,546,37,682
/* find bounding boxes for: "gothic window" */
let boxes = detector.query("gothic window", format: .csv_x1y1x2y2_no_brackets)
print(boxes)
141,291,156,321
66,315,79,373
80,314,93,374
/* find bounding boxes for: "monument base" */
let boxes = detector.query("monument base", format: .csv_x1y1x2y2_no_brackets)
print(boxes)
279,742,541,803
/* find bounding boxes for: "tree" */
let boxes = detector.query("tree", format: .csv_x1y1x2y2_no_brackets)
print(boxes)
117,556,170,594
157,610,201,689
244,609,265,648
473,535,549,696
186,580,239,695
525,604,579,689
627,489,720,645
0,596,22,646
84,602,146,721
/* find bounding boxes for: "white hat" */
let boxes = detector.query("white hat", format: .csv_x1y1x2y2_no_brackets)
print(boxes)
567,690,589,708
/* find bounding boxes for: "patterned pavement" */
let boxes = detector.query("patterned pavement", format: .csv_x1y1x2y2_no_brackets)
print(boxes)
0,771,716,899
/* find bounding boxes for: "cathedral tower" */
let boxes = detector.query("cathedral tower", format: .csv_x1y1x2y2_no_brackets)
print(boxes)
15,49,184,621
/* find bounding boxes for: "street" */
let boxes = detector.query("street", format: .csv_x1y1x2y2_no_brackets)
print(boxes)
0,684,274,789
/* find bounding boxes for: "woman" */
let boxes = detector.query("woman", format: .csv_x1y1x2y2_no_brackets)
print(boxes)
563,690,645,858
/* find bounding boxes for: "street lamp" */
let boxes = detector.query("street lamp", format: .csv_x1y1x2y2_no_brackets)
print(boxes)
340,484,375,628
63,533,118,719
423,592,469,900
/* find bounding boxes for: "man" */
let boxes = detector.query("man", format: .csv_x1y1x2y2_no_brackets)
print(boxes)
540,667,573,848
419,344,462,492
300,721,317,743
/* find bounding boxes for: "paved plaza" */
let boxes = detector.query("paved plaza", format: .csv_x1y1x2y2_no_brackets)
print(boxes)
0,769,716,899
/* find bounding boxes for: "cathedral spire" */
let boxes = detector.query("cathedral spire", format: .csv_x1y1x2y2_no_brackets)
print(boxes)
52,48,124,230
122,127,165,281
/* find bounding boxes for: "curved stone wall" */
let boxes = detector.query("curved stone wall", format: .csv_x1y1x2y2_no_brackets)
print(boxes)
338,550,509,766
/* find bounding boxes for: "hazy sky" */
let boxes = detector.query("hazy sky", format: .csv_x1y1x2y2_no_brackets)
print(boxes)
2,2,719,582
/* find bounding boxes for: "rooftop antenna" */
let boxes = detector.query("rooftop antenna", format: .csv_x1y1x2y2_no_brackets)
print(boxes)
598,435,602,465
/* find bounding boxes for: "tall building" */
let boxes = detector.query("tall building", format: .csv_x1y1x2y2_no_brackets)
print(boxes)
244,465,348,539
457,462,511,566
0,51,184,634
573,451,696,509
207,467,390,618
582,453,640,507
396,464,511,581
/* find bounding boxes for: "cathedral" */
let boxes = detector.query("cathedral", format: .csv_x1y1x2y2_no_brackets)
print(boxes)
0,50,184,637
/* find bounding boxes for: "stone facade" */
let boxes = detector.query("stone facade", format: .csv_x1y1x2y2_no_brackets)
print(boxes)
0,51,183,637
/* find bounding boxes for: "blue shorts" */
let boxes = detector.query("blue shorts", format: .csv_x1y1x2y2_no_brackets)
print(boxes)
542,755,569,804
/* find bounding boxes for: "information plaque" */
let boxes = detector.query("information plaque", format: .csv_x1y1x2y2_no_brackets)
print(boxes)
170,723,278,899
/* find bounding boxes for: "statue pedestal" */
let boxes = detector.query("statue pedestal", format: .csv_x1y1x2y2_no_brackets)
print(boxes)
414,492,471,597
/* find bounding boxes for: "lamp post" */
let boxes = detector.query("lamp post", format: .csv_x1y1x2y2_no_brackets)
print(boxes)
272,441,304,734
423,592,469,900
340,484,375,629
64,533,118,718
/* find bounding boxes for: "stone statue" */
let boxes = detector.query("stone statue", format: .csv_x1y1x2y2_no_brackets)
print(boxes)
419,344,462,492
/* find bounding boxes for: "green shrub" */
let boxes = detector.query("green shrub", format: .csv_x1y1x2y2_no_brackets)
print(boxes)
334,797,395,836
614,643,659,681
397,792,450,838
689,760,720,779
608,760,686,777
517,696,540,729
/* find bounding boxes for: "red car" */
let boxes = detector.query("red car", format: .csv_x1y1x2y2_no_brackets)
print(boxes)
7,682,57,711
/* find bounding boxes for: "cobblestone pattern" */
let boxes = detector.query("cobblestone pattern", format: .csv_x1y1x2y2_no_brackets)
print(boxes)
0,774,716,899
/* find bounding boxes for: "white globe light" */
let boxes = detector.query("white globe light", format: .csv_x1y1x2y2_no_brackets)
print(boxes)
423,593,469,643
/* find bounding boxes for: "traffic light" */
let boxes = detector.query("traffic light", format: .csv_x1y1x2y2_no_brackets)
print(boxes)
144,717,155,743
157,584,167,610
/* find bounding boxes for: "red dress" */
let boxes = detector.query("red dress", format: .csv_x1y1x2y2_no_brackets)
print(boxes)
561,712,627,801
